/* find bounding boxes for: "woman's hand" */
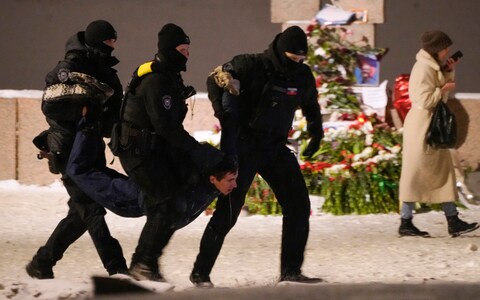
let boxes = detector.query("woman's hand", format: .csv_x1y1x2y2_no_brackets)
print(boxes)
441,81,456,94
443,57,459,72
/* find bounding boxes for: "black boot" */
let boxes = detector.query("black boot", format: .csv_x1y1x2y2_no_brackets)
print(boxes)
190,269,214,288
129,263,166,282
279,273,323,284
398,218,430,237
25,256,54,279
447,214,480,237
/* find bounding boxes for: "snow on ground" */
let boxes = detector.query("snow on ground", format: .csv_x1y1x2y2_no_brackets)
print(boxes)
1,180,480,299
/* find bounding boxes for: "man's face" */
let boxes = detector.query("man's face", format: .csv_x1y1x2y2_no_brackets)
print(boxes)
210,172,238,195
103,38,116,49
361,63,371,78
176,44,190,59
285,52,306,63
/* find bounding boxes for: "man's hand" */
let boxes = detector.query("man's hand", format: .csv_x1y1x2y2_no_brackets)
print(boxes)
211,66,240,95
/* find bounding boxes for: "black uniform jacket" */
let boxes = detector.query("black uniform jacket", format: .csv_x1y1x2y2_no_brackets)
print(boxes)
208,37,323,149
121,58,223,181
40,31,122,166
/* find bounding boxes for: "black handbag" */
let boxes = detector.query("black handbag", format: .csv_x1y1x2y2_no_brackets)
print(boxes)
426,101,457,148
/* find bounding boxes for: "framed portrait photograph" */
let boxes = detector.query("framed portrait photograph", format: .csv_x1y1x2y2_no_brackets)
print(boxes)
354,53,380,86
351,9,368,24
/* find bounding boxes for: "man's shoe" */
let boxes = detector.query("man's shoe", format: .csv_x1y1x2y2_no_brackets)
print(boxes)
190,270,214,288
129,263,166,282
279,273,323,284
447,214,480,237
25,259,54,279
398,218,430,237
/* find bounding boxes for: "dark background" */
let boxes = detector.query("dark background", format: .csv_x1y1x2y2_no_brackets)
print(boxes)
1,0,479,93
376,0,480,93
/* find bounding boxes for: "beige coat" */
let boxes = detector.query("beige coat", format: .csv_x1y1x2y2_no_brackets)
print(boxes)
399,49,457,204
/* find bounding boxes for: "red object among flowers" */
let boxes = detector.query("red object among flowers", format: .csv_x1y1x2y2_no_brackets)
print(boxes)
393,74,412,122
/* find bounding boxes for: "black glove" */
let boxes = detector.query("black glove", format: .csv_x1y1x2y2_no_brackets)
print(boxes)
190,143,224,175
302,136,321,159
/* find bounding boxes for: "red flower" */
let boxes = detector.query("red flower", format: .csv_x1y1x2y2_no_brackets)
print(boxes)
213,124,221,133
288,128,295,137
313,162,332,171
357,113,366,123
316,76,323,87
348,122,361,130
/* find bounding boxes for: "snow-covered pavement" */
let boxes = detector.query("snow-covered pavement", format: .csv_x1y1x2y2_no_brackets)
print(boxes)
1,180,480,299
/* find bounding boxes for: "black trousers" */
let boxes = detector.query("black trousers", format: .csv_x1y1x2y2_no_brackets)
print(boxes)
34,175,127,274
119,147,179,270
193,136,311,277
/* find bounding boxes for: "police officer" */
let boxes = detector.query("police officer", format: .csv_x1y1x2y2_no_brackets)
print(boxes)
190,26,324,287
26,20,127,279
118,23,226,281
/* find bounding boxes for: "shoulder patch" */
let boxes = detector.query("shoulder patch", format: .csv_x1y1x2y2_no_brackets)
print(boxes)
162,95,172,110
137,61,153,78
57,69,70,82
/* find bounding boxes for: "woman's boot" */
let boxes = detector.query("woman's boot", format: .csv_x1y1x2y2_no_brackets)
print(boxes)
446,214,480,237
398,218,430,237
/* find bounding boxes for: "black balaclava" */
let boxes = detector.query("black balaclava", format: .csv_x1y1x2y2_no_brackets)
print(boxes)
85,20,117,57
275,26,308,74
156,23,190,72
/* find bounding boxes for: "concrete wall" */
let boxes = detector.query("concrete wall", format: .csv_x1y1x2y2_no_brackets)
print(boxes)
0,99,17,180
0,95,216,185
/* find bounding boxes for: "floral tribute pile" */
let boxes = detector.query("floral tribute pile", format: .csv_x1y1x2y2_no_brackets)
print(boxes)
297,113,402,215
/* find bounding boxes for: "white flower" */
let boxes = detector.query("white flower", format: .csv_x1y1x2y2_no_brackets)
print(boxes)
314,47,327,57
351,162,364,168
365,133,373,146
387,144,402,154
325,164,347,176
295,110,304,119
337,64,347,77
361,147,373,157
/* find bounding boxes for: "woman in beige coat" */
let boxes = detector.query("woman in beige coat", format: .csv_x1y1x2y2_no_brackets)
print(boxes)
398,31,478,238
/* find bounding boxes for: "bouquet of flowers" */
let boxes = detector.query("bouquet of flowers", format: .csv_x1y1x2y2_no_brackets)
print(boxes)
300,115,403,215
